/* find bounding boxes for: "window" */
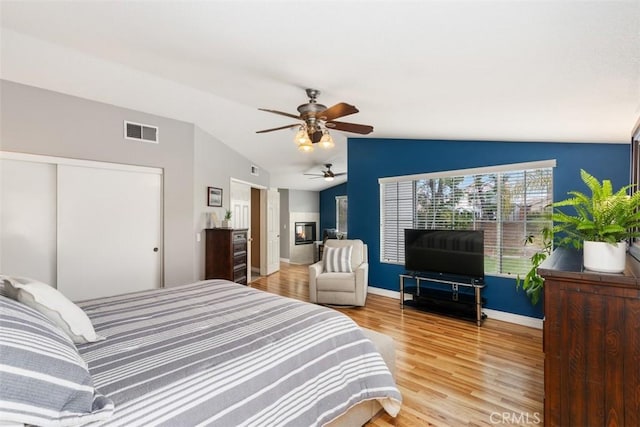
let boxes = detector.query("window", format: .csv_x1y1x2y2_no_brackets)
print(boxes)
336,196,348,234
380,160,555,276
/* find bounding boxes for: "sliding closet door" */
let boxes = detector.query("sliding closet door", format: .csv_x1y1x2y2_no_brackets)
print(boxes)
57,164,162,301
0,159,57,286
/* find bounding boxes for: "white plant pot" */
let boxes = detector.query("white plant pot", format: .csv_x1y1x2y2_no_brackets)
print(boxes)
583,241,626,273
221,220,231,228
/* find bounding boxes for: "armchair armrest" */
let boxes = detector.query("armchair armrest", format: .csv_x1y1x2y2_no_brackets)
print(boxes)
308,261,323,303
354,262,369,306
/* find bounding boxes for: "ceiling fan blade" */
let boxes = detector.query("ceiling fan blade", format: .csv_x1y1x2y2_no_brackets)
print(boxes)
303,173,324,176
318,103,359,121
334,172,347,177
256,123,300,133
326,120,374,134
258,108,301,120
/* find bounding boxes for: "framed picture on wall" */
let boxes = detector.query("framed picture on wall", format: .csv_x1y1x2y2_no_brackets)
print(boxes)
207,187,222,207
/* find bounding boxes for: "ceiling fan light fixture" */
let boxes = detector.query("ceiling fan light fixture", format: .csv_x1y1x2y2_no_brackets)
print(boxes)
324,175,335,182
294,127,309,146
257,88,373,154
319,131,335,149
298,139,314,152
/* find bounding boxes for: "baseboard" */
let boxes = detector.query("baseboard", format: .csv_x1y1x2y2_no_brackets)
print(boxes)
482,309,543,329
280,258,290,263
367,287,401,300
366,287,543,329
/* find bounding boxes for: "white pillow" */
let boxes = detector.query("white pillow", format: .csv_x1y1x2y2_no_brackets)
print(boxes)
323,245,353,273
0,277,17,299
2,275,104,344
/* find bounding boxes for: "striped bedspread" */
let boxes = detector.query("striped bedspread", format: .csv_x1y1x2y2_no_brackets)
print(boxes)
76,280,402,426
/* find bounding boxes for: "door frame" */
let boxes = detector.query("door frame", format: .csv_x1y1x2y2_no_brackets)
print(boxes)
229,178,271,282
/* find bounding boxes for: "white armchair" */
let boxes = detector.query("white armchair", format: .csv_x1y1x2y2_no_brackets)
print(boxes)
309,239,368,306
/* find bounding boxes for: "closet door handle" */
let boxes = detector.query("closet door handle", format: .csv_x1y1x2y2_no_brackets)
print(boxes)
153,247,159,252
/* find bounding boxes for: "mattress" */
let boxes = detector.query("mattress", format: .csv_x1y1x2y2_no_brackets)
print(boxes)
75,279,402,426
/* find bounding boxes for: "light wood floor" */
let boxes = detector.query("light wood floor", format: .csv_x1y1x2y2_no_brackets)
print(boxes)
250,263,544,427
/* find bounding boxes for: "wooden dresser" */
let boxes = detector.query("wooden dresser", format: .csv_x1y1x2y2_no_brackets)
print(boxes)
538,247,640,427
205,228,248,285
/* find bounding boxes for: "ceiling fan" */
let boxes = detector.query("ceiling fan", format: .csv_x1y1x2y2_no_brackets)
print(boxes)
304,164,346,182
256,88,374,150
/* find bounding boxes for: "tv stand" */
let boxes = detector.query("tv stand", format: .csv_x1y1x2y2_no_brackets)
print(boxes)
400,273,486,326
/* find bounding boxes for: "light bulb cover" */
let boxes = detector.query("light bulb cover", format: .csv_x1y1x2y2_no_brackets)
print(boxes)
294,128,310,146
319,131,335,149
298,140,314,152
324,176,335,182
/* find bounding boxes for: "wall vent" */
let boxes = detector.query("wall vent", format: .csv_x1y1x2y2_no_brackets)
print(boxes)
251,165,259,176
124,121,159,144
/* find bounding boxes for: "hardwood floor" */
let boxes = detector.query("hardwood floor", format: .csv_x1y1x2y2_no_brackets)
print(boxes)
250,263,544,427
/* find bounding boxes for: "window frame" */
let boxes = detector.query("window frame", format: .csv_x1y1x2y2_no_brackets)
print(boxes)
379,160,556,277
335,195,348,234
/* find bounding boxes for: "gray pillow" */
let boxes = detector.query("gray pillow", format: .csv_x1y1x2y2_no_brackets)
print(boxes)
0,296,114,426
323,245,354,273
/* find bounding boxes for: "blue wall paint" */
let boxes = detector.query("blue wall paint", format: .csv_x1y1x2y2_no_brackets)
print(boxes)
341,138,630,319
319,182,348,233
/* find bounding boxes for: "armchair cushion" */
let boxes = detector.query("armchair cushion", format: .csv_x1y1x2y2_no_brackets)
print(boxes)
315,272,357,292
323,246,353,273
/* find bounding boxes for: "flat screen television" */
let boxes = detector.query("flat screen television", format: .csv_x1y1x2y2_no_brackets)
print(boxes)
404,229,484,280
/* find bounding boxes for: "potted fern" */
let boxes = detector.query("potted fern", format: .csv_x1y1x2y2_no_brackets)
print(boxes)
552,169,640,273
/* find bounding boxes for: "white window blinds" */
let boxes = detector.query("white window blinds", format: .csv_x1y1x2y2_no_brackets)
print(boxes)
380,180,413,263
379,160,555,275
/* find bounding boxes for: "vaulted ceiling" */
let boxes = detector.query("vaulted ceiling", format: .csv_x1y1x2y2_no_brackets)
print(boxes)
1,1,639,190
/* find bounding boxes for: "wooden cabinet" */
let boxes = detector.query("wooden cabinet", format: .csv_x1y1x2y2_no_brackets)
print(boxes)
205,228,248,285
538,247,640,427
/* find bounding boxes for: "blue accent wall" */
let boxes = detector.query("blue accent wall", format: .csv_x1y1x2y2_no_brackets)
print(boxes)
338,138,630,319
319,182,347,233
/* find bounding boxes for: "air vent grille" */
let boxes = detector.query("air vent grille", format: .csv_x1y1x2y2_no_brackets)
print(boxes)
124,121,159,144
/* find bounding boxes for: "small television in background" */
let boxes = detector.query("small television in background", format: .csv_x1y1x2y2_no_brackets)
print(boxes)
322,228,339,241
404,229,484,280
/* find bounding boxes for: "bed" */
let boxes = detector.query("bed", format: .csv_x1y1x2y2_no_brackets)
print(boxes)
1,278,401,426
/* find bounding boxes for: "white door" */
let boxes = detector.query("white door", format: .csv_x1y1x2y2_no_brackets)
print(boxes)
57,165,162,301
0,159,57,286
266,189,280,275
230,180,251,282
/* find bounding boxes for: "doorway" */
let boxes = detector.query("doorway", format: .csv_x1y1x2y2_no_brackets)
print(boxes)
230,179,280,282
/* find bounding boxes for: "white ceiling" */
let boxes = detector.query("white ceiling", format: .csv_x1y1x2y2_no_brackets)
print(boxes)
1,1,639,191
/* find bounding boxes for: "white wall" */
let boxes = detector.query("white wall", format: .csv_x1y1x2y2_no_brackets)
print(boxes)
193,126,269,279
279,189,290,260
1,80,269,287
289,189,319,212
289,212,319,264
279,189,320,263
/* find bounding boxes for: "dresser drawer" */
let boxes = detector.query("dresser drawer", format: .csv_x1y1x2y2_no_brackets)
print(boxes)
232,231,247,243
234,266,247,285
